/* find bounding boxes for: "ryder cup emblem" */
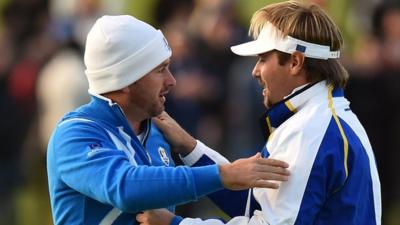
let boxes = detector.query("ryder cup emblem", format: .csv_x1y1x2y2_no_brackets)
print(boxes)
162,37,171,52
158,147,170,166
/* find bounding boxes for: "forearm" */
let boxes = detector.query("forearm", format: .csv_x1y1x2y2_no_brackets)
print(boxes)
62,159,223,212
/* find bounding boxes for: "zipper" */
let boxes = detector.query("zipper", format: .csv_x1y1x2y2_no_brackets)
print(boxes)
141,120,152,164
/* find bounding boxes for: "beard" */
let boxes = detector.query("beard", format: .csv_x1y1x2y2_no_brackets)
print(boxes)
149,104,164,118
125,93,165,121
146,99,165,118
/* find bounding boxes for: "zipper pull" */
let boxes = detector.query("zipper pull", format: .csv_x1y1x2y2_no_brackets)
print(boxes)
146,150,152,164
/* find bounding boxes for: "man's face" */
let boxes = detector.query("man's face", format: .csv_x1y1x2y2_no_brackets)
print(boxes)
128,58,176,119
252,51,294,109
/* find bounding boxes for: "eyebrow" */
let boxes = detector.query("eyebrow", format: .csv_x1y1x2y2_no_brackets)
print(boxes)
258,51,275,61
259,51,272,58
156,60,170,69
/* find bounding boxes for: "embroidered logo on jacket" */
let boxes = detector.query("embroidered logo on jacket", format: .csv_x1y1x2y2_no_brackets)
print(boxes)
89,142,102,149
158,147,170,166
162,37,171,52
87,142,107,158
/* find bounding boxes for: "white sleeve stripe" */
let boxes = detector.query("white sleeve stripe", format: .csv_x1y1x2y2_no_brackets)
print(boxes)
180,140,229,166
99,208,122,225
58,118,94,127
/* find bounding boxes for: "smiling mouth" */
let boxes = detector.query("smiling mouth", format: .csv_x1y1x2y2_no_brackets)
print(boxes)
159,90,169,103
258,81,267,94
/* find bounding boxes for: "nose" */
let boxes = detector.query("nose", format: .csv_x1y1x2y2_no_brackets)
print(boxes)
252,62,260,79
165,70,177,87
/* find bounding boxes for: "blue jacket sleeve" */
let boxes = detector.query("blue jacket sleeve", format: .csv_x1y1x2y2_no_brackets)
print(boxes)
51,121,223,213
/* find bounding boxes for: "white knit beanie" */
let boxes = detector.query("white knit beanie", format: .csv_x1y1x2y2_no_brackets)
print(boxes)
84,15,172,94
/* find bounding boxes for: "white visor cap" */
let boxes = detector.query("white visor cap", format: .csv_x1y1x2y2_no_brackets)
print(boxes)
231,22,340,60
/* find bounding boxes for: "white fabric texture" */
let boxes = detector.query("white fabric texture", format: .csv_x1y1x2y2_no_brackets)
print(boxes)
84,15,172,94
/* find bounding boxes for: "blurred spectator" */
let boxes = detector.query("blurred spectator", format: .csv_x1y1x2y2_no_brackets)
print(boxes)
50,0,102,47
36,0,109,152
0,0,116,224
185,0,250,152
347,1,400,224
0,32,19,225
0,0,53,224
372,1,400,71
154,0,193,27
36,41,89,151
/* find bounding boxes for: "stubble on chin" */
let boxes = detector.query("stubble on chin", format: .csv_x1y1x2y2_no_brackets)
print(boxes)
150,104,165,118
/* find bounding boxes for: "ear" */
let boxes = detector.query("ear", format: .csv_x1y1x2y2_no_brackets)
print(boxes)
289,51,305,76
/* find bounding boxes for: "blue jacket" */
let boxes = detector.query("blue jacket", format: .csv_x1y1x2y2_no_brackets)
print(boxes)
177,81,382,225
47,94,223,225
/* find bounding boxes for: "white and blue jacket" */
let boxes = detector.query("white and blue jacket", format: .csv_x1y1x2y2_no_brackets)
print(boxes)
47,95,224,225
176,81,382,225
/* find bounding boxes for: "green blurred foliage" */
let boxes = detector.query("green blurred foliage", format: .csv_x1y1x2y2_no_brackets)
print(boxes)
123,0,159,26
0,0,10,31
123,0,358,54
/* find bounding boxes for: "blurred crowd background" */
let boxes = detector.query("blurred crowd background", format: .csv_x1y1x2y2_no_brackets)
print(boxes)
0,0,399,224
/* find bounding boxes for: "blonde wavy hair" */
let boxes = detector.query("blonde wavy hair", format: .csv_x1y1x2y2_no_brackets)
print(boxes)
250,1,348,88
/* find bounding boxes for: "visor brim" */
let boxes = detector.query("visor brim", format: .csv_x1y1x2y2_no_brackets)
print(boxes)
230,40,274,56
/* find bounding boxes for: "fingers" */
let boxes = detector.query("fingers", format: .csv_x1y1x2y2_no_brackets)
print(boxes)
253,179,280,189
256,163,290,176
153,111,176,130
136,212,145,223
153,117,166,130
252,155,290,183
253,155,290,176
250,152,262,159
153,111,173,132
156,111,172,121
257,157,289,168
256,170,289,182
255,160,290,182
220,156,291,190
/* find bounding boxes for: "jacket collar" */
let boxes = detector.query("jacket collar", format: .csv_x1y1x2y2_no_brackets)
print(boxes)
83,94,152,144
260,81,344,141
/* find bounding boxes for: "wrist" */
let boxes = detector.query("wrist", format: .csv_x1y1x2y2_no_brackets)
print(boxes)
218,163,231,189
177,137,196,156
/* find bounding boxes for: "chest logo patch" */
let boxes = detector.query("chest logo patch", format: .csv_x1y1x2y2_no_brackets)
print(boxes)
158,147,170,166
